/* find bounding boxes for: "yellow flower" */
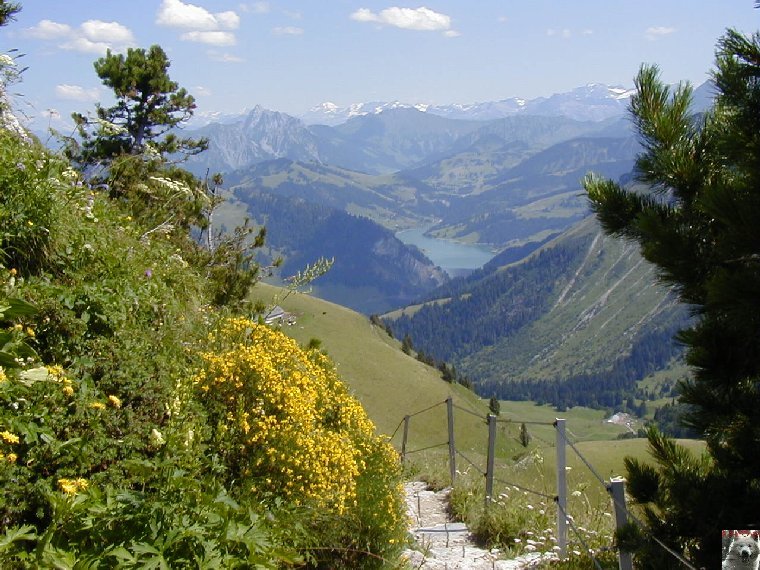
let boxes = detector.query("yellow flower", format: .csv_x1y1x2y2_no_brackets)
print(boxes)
62,385,74,396
194,318,405,514
6,453,17,463
0,431,20,444
107,395,121,408
58,478,88,495
47,365,64,378
0,367,6,383
89,402,106,410
25,327,34,338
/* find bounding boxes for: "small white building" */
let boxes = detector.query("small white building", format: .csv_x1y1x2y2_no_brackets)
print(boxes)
264,305,295,325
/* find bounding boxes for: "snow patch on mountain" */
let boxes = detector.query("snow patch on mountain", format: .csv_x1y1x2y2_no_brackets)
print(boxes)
299,83,640,125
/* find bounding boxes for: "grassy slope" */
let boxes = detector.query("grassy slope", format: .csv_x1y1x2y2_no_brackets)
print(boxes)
251,283,705,493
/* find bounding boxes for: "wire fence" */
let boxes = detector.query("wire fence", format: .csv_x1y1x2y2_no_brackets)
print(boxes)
392,397,699,569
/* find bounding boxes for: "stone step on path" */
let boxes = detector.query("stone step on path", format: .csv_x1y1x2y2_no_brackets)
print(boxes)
402,482,553,570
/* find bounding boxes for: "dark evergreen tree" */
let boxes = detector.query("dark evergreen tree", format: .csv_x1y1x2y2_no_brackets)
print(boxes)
0,1,20,27
519,422,531,448
584,28,760,568
401,334,413,355
67,45,207,167
488,396,500,416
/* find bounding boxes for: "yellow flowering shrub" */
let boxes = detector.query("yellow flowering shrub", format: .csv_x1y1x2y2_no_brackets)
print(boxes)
194,318,403,519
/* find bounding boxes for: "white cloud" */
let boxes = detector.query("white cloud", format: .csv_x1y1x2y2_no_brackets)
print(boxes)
350,6,455,35
23,18,135,54
60,37,111,54
55,84,100,102
194,85,212,96
208,51,244,63
180,31,236,45
80,20,135,44
582,29,594,36
443,30,460,38
239,2,269,14
645,26,676,40
546,28,572,39
157,0,239,30
215,11,241,30
23,19,72,40
273,26,303,36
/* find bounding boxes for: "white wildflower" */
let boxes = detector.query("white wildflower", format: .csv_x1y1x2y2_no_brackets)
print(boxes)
149,428,166,446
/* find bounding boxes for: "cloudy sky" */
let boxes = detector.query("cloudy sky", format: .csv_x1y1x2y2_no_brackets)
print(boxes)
1,1,757,129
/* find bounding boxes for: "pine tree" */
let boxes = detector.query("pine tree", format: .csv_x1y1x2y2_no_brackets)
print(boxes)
584,28,760,568
519,422,531,448
401,334,413,355
67,44,207,166
488,396,500,416
0,1,20,27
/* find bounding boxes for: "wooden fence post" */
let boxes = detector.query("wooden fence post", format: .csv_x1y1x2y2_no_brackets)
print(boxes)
446,397,456,485
555,418,567,560
609,477,634,570
401,415,410,463
485,413,497,508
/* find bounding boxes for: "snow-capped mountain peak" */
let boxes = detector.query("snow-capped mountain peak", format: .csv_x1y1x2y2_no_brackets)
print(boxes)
298,83,639,125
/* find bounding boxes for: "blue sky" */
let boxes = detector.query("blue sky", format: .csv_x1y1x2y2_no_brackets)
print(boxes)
1,1,758,129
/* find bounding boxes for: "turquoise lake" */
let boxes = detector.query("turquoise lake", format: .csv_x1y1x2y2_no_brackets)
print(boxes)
395,227,496,275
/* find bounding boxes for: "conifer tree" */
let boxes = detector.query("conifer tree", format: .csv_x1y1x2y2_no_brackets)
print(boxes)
0,1,20,27
488,396,500,416
584,28,760,568
68,44,207,166
519,422,530,448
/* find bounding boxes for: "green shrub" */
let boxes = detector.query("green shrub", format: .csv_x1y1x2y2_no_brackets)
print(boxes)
0,132,69,273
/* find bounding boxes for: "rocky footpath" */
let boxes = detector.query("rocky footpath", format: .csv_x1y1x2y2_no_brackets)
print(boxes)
401,482,554,569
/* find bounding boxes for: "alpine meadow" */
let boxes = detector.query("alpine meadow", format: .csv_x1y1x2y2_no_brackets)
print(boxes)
0,1,758,568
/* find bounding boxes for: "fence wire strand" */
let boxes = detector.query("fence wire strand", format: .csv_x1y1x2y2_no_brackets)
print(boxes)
452,403,486,420
555,499,605,570
495,418,555,426
561,433,608,489
492,476,555,500
403,442,450,456
455,450,485,476
408,400,447,418
389,418,405,441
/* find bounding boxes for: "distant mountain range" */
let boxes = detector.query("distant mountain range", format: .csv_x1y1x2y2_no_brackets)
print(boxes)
299,83,637,125
188,80,713,129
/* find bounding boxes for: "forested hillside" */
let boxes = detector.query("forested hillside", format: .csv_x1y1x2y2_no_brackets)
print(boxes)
221,189,448,314
386,216,689,409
